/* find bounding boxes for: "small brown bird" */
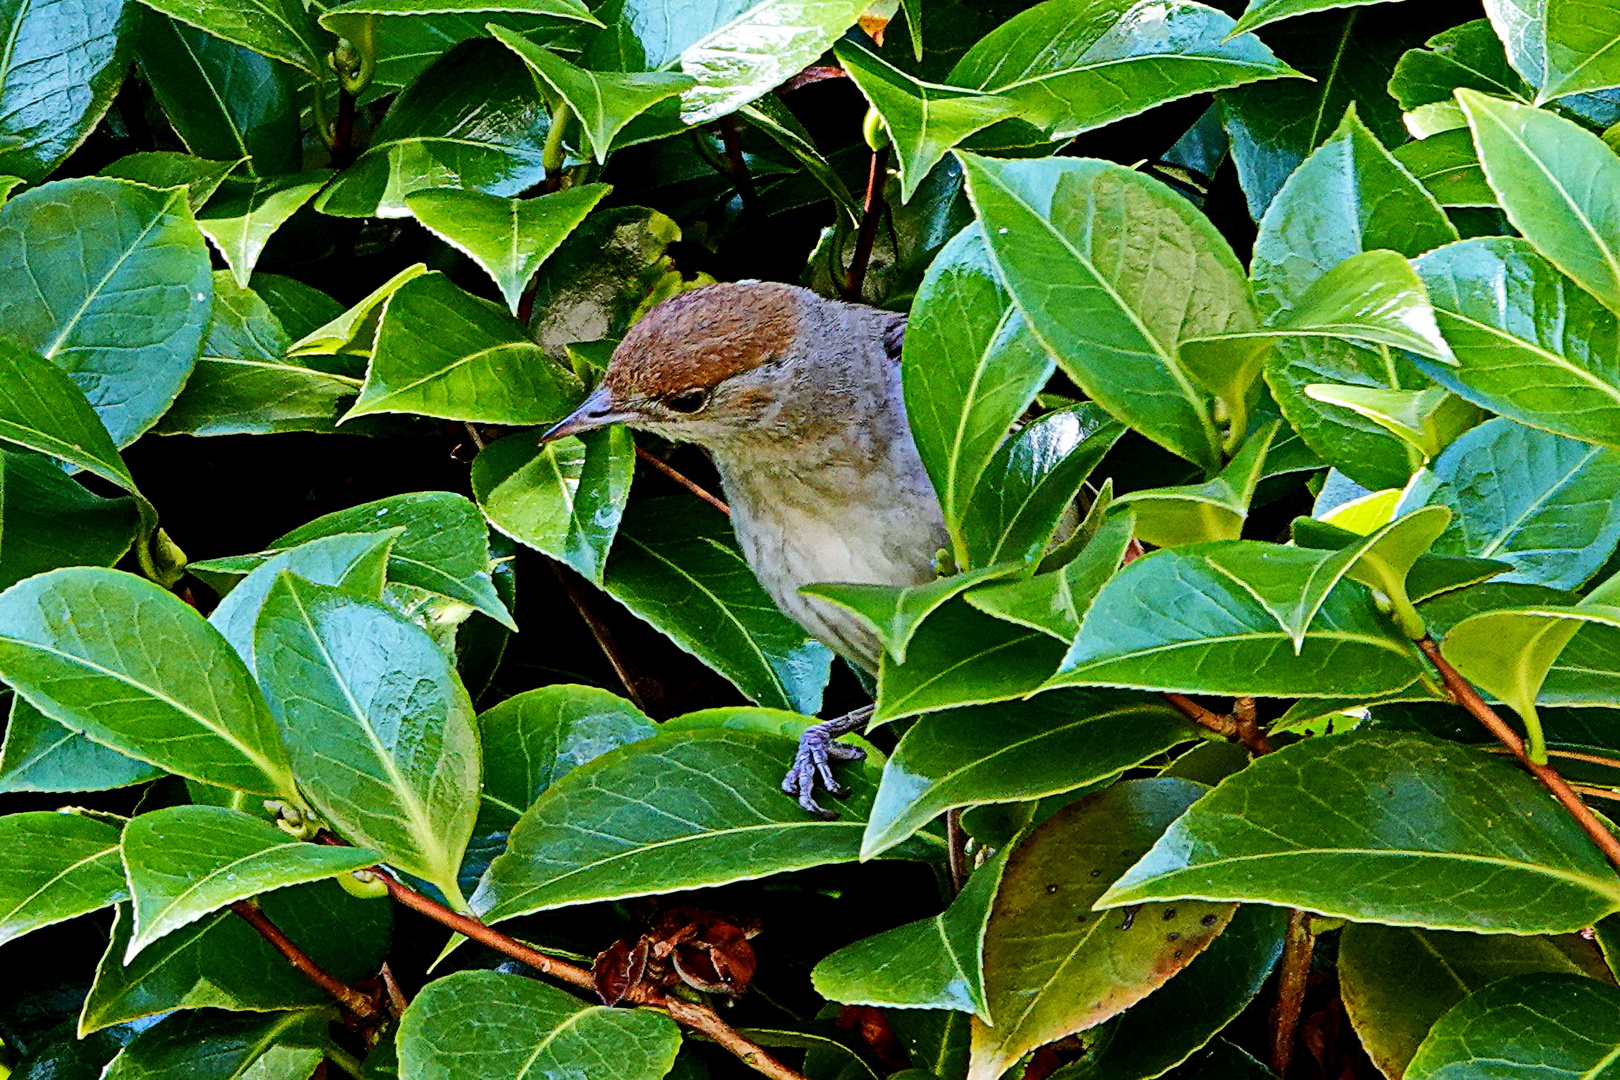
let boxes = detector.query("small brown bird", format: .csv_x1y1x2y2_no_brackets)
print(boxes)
542,280,949,813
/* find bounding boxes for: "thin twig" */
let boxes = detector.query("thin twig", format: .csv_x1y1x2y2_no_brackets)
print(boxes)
1268,909,1315,1077
842,145,889,301
1162,693,1272,755
549,562,652,712
1573,784,1620,803
1418,637,1620,872
636,446,731,515
945,809,968,896
230,901,378,1019
717,115,757,211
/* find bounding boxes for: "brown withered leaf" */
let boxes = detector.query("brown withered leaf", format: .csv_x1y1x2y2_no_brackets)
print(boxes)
594,935,649,1005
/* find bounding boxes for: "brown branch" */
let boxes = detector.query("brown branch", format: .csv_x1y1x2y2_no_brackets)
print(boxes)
716,115,757,211
549,562,653,712
841,145,889,301
1267,909,1315,1077
1163,693,1272,755
230,901,378,1019
1418,636,1620,873
945,808,968,896
636,446,731,515
1573,784,1620,803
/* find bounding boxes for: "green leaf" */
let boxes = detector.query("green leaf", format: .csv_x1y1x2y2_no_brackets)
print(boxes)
0,448,137,595
836,38,1014,203
405,184,609,314
1050,541,1426,697
1390,19,1531,111
962,404,1125,569
875,600,1067,724
813,847,1010,1015
1301,384,1481,460
1288,505,1454,643
1484,0,1620,102
964,505,1134,641
1459,89,1620,315
1113,421,1275,548
601,495,833,715
136,13,301,174
0,810,127,946
1414,238,1620,448
346,272,582,425
1271,248,1455,360
959,153,1255,473
902,222,1052,564
0,568,295,796
121,806,381,959
1406,973,1620,1079
801,565,1018,666
475,684,656,834
155,274,361,438
131,0,330,75
1069,904,1288,1080
287,264,428,358
968,780,1236,1080
398,969,680,1080
0,177,213,446
0,340,136,492
863,690,1197,858
491,28,694,163
198,173,331,288
1231,0,1403,36
1400,417,1620,589
1254,107,1457,489
0,0,133,181
1101,730,1620,932
101,1008,329,1080
0,694,160,794
99,152,242,211
1340,924,1608,1078
82,880,393,1033
471,429,633,585
473,728,910,921
1393,130,1498,207
948,0,1299,145
316,40,551,218
254,575,481,905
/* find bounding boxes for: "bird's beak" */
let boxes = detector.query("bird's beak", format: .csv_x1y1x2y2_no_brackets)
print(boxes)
539,386,632,443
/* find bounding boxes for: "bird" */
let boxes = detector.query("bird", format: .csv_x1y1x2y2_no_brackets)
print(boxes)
540,280,950,815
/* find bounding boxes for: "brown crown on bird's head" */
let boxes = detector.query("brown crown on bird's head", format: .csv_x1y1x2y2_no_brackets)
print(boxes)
603,281,803,400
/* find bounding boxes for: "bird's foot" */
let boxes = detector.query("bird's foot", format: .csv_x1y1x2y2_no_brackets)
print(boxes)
782,705,875,818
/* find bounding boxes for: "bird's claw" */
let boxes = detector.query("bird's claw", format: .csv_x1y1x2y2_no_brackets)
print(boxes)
782,707,874,818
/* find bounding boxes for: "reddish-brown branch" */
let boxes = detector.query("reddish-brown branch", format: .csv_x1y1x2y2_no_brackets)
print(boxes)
636,447,731,515
230,901,378,1019
1418,636,1620,872
842,145,889,301
549,562,653,712
1163,693,1272,755
1268,909,1315,1077
717,115,757,211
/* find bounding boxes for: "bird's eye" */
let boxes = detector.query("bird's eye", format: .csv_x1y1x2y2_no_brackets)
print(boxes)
665,387,710,414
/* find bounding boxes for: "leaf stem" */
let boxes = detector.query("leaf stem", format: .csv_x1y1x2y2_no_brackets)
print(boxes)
229,900,378,1019
1418,636,1620,872
636,446,731,515
946,808,968,896
841,145,889,301
1267,909,1315,1077
541,102,575,193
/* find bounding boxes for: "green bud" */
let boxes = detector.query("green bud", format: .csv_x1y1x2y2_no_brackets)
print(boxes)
338,869,390,900
862,107,890,152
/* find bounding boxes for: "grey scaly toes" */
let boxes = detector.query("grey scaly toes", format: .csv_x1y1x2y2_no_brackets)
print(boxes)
782,705,874,817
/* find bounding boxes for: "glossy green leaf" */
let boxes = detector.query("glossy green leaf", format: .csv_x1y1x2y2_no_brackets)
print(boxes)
254,575,481,905
0,177,212,446
1231,0,1403,36
1113,422,1275,548
0,810,126,946
1414,238,1620,448
1401,417,1620,589
0,692,158,794
99,152,241,210
475,684,656,834
837,38,1014,202
602,495,833,714
902,223,1052,564
1274,248,1454,359
287,264,428,358
1484,0,1620,102
197,173,330,288
137,13,301,173
473,728,911,921
969,780,1235,1080
101,1008,329,1080
316,40,551,218
82,881,393,1034
0,568,295,796
1340,924,1608,1078
1051,541,1425,697
813,847,1009,1015
1393,130,1497,207
0,0,133,181
1302,384,1481,460
398,969,680,1080
1460,89,1620,315
1101,730,1620,932
0,448,137,596
876,600,1067,724
1406,973,1620,1079
346,272,581,425
802,565,1018,666
960,153,1255,473
948,0,1299,145
0,339,135,492
1254,108,1456,489
131,0,329,75
406,184,610,314
864,690,1196,858
121,806,380,959
1390,19,1530,111
965,505,1134,641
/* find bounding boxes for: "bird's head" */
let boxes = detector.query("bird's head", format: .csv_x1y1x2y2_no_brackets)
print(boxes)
540,281,902,452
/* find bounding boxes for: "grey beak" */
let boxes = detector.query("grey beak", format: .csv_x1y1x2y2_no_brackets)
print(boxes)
539,386,630,443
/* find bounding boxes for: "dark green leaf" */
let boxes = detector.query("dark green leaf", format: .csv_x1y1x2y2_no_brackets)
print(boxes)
198,173,331,288
0,810,126,946
131,0,330,75
0,0,133,181
876,600,1067,723
101,1008,329,1080
1390,19,1529,110
1484,0,1620,102
0,178,212,446
801,564,1018,666
286,264,428,359
1405,973,1620,1080
397,969,680,1080
601,495,833,714
0,340,136,492
965,505,1134,641
1100,731,1620,932
1392,130,1497,207
253,275,343,341
0,694,161,794
99,152,241,211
